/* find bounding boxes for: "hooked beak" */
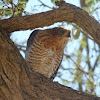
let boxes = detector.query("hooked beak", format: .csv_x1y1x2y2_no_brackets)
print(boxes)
67,30,71,37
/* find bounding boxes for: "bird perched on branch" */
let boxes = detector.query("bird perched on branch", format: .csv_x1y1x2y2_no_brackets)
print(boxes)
25,27,71,79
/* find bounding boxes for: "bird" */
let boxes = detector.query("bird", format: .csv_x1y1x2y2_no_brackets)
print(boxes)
25,27,71,79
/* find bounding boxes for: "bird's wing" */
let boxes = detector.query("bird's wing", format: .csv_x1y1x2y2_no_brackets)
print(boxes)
27,30,38,50
50,54,63,80
25,30,38,59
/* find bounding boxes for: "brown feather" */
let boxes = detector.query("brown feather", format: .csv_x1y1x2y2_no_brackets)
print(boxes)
25,27,70,79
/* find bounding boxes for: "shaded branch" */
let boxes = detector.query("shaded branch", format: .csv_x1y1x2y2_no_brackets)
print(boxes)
0,1,100,45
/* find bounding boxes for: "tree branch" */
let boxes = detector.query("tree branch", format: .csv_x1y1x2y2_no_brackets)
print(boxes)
0,23,100,100
0,2,100,45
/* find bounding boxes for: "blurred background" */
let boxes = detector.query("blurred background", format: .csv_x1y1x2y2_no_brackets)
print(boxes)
0,0,100,96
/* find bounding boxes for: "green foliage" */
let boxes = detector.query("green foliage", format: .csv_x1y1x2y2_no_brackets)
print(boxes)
85,0,95,5
0,0,27,18
82,0,100,13
51,0,61,3
51,0,61,5
72,25,81,39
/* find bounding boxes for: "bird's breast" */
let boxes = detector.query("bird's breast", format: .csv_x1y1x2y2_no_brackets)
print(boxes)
40,49,62,78
27,46,62,78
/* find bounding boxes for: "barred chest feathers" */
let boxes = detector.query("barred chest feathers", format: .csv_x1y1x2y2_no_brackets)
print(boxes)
26,44,63,78
25,27,70,79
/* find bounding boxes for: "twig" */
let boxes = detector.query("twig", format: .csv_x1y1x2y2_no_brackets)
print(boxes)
1,0,11,8
11,0,15,17
38,0,53,9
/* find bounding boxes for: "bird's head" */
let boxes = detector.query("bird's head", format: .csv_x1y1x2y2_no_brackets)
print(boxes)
37,27,71,51
50,27,71,38
46,27,70,49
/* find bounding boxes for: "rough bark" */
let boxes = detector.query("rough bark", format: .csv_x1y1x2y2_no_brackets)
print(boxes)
0,28,100,100
0,1,100,45
0,1,100,100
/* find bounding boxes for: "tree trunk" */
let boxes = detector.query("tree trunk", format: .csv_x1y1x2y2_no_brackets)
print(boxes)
0,28,99,100
0,1,100,100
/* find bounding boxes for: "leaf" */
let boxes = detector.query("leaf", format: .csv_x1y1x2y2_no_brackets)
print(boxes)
80,41,87,48
85,0,90,4
72,27,81,39
55,0,61,1
51,0,61,4
90,1,95,5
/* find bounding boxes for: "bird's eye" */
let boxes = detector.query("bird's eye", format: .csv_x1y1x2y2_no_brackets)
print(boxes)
60,31,65,35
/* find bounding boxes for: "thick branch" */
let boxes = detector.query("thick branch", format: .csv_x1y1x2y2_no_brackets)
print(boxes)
0,27,100,100
0,2,100,45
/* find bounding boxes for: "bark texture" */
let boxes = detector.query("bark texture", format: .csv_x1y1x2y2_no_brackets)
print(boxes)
0,1,100,45
0,1,100,100
0,28,100,100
